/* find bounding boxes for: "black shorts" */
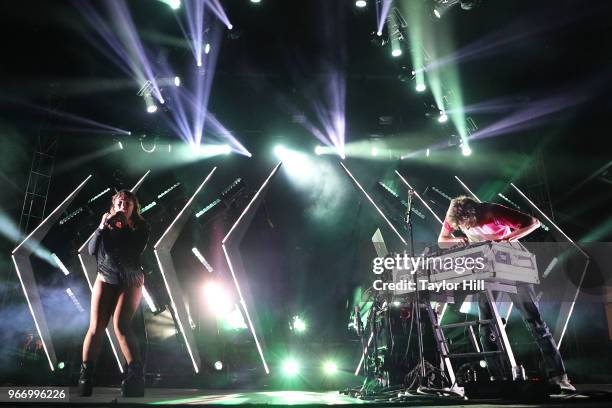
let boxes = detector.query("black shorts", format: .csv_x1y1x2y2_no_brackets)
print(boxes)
98,267,144,288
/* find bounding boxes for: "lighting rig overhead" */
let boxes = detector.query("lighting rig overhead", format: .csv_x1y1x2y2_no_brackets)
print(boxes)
386,7,408,57
432,0,481,19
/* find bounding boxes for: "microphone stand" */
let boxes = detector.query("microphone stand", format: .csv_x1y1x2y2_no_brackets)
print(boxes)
406,188,427,388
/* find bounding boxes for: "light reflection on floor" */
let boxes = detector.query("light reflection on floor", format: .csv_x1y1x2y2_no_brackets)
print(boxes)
153,391,364,405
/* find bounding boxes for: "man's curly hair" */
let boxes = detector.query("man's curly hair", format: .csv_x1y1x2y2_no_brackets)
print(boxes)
446,195,481,229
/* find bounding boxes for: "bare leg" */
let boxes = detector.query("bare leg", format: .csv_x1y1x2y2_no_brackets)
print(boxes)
82,277,120,362
113,285,142,364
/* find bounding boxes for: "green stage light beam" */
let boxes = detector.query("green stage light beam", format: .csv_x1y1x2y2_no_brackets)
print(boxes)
401,1,426,92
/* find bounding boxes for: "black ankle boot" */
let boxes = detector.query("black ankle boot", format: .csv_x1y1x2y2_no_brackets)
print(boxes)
77,362,94,397
121,361,144,397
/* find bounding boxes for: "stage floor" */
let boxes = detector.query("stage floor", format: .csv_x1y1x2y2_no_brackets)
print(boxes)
54,386,612,407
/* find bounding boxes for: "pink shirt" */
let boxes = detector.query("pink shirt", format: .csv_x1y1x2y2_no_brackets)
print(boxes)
443,203,529,243
461,220,513,242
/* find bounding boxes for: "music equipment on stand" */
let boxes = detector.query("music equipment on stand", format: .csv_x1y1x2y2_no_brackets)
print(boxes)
429,242,539,285
389,240,549,394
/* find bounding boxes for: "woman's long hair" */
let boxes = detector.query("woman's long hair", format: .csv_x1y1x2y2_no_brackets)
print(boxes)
109,189,145,228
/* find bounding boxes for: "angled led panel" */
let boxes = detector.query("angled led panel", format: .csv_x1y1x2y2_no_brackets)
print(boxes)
154,167,217,374
341,163,407,245
510,182,590,348
395,171,446,225
12,174,92,371
454,175,481,203
222,162,283,375
77,170,151,373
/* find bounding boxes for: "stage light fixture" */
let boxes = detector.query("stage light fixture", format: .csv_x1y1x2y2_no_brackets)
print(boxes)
386,7,406,59
58,362,65,370
51,253,70,276
144,94,158,113
282,358,300,376
416,83,427,92
426,148,430,157
314,145,323,155
164,0,181,10
273,145,287,157
140,135,157,153
204,43,211,54
323,361,338,375
174,76,181,87
479,359,487,368
355,0,367,8
433,0,479,19
214,361,223,370
433,0,459,19
371,147,379,157
438,111,448,123
370,31,386,47
118,141,124,150
461,144,472,156
250,0,261,3
204,282,233,318
291,315,306,333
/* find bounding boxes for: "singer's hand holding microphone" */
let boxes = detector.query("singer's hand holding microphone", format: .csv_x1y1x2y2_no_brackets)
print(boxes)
98,211,128,230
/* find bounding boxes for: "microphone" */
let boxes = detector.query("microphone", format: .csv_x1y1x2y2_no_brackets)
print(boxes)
405,188,414,223
106,212,128,230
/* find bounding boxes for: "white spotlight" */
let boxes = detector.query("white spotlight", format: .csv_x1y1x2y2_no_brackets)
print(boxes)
214,361,223,370
434,9,441,18
355,0,367,8
174,76,181,87
391,49,402,57
415,83,427,92
228,24,233,30
204,282,233,318
51,253,70,276
204,43,211,55
144,94,158,113
438,111,448,123
426,148,430,157
314,145,323,155
376,31,382,36
462,144,472,156
273,145,287,157
118,141,124,150
221,144,232,155
371,147,379,157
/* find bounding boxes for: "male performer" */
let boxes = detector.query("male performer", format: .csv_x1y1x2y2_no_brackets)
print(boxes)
438,195,574,392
